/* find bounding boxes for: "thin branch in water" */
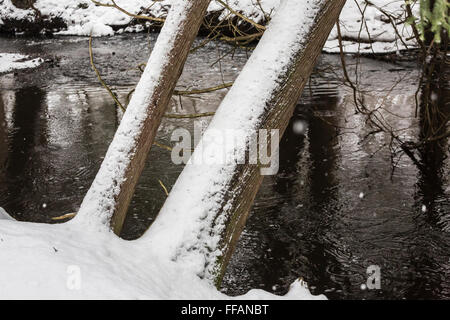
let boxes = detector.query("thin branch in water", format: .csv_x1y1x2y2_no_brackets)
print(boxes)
158,179,169,197
174,82,233,95
89,34,126,112
153,141,173,152
127,82,234,103
52,212,76,221
164,112,215,119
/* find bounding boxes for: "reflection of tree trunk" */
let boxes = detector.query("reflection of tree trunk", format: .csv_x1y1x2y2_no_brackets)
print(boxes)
304,94,343,293
267,91,342,295
308,97,339,205
414,1,450,212
274,92,339,198
273,107,308,195
417,55,450,224
74,0,212,235
4,87,45,216
410,61,449,296
420,52,449,140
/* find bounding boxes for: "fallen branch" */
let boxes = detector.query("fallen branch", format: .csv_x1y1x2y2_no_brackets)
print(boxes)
174,82,233,95
164,112,215,119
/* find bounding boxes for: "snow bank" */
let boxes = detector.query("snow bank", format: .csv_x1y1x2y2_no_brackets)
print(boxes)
0,0,420,53
0,53,43,73
56,21,114,37
0,0,32,23
0,209,323,299
0,0,169,32
0,207,15,220
325,0,419,53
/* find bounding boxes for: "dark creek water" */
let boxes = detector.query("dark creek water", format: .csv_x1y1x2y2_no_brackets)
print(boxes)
0,34,449,299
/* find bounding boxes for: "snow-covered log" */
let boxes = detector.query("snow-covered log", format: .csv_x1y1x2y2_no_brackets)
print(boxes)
143,0,347,286
72,0,211,234
0,207,15,221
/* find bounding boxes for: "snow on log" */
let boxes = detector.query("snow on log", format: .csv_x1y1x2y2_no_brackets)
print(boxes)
143,0,346,286
0,207,15,221
72,0,211,234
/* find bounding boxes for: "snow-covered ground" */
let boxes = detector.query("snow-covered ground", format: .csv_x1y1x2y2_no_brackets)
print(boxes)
0,53,43,73
0,208,323,299
326,0,418,53
0,0,420,53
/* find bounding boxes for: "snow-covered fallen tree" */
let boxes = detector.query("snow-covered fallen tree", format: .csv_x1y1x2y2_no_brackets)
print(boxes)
0,0,420,53
0,0,336,299
0,205,322,299
144,0,347,286
75,0,211,234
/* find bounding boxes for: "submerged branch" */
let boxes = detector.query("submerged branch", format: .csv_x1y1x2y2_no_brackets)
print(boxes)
89,34,126,112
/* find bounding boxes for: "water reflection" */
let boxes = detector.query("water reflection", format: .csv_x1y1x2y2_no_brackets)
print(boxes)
0,83,121,221
404,60,450,299
2,86,45,219
222,59,450,299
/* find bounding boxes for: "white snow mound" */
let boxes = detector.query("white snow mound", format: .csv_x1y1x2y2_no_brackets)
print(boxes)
0,53,43,74
0,0,420,53
0,217,325,299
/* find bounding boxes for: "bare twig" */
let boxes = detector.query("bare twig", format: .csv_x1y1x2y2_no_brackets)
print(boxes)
158,179,169,196
215,0,266,31
90,0,165,23
89,34,126,112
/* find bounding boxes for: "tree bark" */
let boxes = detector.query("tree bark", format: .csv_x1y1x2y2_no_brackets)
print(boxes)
73,0,211,234
144,0,347,286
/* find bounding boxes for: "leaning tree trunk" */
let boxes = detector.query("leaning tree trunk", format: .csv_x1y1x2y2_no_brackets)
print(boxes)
72,0,211,234
143,0,347,286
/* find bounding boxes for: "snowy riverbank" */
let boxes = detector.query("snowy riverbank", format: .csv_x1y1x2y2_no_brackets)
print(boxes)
0,52,43,73
0,0,419,53
0,207,324,299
